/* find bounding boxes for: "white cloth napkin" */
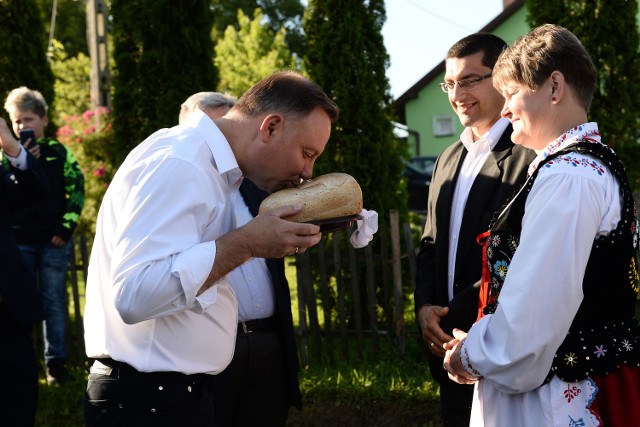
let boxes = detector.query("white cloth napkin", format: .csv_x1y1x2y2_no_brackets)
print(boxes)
349,209,379,248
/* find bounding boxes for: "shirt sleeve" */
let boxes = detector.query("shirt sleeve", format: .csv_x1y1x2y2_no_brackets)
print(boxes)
110,156,225,324
462,162,620,393
3,146,28,170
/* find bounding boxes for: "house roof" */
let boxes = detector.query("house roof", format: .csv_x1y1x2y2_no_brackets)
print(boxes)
393,0,525,121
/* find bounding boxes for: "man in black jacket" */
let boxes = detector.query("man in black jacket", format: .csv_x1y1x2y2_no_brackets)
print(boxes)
414,33,535,426
0,117,48,426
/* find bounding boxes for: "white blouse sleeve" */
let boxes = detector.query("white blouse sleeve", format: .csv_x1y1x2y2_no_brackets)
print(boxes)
463,159,621,393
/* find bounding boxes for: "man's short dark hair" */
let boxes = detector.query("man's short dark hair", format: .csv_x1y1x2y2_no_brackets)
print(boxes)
447,33,507,70
232,70,339,123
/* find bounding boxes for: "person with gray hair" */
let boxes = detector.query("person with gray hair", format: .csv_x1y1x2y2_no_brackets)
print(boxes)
178,91,237,125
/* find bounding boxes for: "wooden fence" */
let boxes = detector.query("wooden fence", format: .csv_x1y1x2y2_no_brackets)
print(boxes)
64,210,421,367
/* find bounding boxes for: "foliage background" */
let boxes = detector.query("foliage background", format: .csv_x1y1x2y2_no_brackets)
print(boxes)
526,0,640,188
110,0,218,165
215,8,296,97
0,0,56,127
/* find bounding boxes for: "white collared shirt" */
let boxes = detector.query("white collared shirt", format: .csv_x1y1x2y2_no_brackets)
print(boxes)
463,123,622,426
84,108,239,375
1,146,28,170
447,118,510,300
230,191,275,322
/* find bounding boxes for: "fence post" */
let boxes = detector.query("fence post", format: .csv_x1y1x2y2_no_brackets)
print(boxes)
295,255,308,368
67,236,86,363
317,238,334,365
389,210,405,358
348,228,363,359
364,243,379,354
333,232,348,359
403,222,418,290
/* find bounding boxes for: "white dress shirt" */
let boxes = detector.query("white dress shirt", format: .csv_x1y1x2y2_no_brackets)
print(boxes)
84,108,239,375
463,123,621,426
1,146,28,170
447,118,510,300
230,191,275,322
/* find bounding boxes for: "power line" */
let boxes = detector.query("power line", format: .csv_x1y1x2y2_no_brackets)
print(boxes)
401,0,475,33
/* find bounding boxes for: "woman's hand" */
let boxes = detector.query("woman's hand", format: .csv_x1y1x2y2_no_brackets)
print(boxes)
443,328,480,385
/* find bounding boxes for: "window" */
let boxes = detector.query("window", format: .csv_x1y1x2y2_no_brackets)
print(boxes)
432,115,455,137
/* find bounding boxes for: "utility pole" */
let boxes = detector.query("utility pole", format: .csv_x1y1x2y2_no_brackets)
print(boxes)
86,0,111,108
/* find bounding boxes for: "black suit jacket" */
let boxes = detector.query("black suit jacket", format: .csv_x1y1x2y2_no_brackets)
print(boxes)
238,179,302,409
414,124,535,382
0,153,47,326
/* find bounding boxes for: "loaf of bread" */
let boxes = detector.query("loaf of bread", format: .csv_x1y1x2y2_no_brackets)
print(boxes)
258,173,363,223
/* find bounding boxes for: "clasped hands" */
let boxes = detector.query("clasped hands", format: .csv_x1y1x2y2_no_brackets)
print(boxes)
418,304,479,384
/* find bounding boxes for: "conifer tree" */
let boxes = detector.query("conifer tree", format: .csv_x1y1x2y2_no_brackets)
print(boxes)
303,0,407,221
0,0,55,120
211,0,305,56
110,0,217,165
215,8,296,97
526,0,640,151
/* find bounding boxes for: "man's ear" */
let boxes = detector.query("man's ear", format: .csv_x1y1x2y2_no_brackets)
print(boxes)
259,114,284,142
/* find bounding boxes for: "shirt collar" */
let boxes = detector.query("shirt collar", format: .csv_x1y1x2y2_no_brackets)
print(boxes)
186,108,243,189
528,122,601,176
460,118,510,154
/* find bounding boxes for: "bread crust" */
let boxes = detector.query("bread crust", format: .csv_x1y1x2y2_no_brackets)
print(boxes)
258,173,363,223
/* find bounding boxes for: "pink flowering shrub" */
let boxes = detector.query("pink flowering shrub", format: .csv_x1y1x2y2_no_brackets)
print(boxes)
57,107,115,238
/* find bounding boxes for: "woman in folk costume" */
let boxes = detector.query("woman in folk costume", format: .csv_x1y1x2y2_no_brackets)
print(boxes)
442,24,640,427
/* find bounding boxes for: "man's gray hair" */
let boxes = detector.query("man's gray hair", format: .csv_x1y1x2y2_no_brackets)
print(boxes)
179,92,237,124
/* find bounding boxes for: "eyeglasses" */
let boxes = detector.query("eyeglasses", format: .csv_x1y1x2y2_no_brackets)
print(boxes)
439,73,492,93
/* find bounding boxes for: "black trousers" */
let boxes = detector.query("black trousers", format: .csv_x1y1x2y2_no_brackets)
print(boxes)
0,304,39,427
83,358,216,427
214,322,289,427
438,375,474,427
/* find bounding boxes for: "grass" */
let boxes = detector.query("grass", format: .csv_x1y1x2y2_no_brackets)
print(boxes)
33,256,442,426
34,250,640,426
35,342,442,427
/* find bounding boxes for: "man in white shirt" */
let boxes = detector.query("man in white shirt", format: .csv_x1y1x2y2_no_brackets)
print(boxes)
413,33,534,427
83,71,339,426
179,92,302,426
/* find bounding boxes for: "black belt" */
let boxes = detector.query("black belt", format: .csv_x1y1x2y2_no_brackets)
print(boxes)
90,358,214,386
238,316,278,334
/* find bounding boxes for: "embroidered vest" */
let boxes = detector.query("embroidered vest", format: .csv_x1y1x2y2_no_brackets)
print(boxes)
480,141,640,383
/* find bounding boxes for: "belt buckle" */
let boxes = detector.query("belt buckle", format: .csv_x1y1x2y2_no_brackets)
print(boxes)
240,321,252,334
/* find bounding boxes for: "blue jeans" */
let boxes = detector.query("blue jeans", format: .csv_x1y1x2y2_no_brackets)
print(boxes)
19,241,71,364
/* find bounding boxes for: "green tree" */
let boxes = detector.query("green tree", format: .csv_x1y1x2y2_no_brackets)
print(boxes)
49,39,93,122
526,1,640,161
0,0,56,121
215,8,296,97
303,0,407,222
211,0,305,57
110,0,217,165
36,0,88,58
